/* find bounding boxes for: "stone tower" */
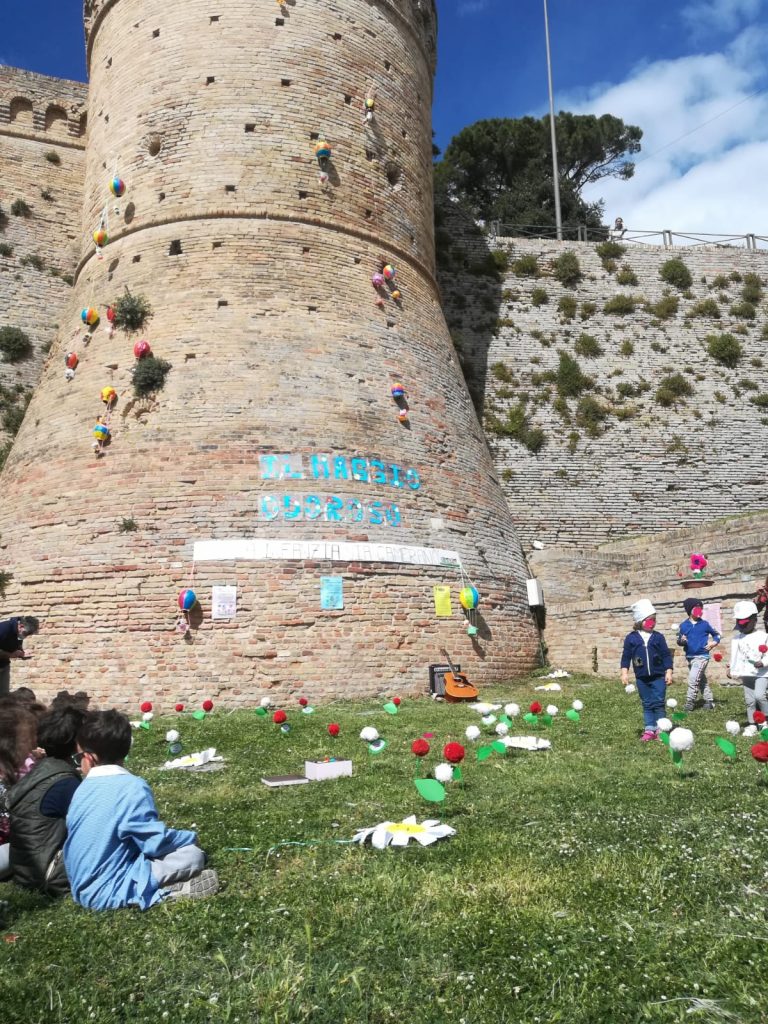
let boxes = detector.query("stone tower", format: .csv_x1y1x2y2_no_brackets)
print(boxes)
0,0,539,705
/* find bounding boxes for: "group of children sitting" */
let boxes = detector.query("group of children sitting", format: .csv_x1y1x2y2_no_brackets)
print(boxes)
0,691,217,910
621,595,768,739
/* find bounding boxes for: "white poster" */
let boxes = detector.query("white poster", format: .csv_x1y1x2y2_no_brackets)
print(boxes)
211,585,237,620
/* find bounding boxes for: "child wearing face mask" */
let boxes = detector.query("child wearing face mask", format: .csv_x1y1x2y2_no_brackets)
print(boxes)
620,598,674,741
676,598,720,712
728,601,768,725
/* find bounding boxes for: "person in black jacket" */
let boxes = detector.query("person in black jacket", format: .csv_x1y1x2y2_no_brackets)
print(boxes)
620,598,674,741
0,616,39,696
7,705,86,895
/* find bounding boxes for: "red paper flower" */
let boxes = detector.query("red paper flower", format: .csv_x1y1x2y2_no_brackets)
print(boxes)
299,697,308,707
754,711,767,725
751,741,768,762
759,645,768,654
393,697,401,706
713,652,723,662
411,738,430,757
443,742,466,764
174,703,184,713
273,710,287,724
202,699,214,712
328,723,340,737
529,701,543,714
140,701,152,713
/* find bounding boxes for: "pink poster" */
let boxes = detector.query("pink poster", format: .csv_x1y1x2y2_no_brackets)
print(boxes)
702,603,722,635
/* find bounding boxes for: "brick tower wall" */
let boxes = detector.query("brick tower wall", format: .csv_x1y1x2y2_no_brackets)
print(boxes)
0,0,540,708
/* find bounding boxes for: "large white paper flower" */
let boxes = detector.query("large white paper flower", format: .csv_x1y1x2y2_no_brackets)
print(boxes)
666,698,678,709
165,729,180,743
546,704,559,716
669,727,694,752
743,724,758,737
656,717,673,733
360,726,379,742
505,703,520,717
142,711,154,722
500,735,551,751
469,702,501,714
352,816,456,849
495,722,509,736
624,684,636,694
571,700,584,711
725,720,741,736
260,696,271,708
465,725,481,741
481,714,497,726
434,763,454,783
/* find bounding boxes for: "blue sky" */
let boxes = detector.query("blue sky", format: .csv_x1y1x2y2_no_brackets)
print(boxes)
4,0,768,231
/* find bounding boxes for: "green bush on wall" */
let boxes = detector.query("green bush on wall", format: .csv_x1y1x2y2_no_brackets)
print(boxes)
0,326,32,363
707,333,743,368
552,251,582,286
132,356,171,396
659,258,692,290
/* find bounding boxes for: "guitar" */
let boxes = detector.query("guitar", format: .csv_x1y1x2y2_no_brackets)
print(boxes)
440,649,479,701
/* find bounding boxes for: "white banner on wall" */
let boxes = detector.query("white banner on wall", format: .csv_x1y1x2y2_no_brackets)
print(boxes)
193,539,461,568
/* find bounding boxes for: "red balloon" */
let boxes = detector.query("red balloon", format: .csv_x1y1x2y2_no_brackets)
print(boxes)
140,701,152,713
202,699,214,712
106,306,116,322
328,723,340,737
273,710,287,724
133,340,151,359
65,352,79,369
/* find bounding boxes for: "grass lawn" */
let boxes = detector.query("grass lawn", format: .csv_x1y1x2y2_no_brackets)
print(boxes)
2,673,767,1024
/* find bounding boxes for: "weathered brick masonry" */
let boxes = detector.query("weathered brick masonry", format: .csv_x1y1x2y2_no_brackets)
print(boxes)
0,0,540,706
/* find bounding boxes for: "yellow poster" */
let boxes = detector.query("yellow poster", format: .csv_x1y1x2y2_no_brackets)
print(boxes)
433,586,452,617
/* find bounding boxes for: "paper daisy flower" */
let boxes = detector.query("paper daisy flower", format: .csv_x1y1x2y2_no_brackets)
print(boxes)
725,720,741,736
656,718,673,733
669,727,694,752
495,722,509,736
360,726,379,742
260,696,271,708
142,711,154,722
465,725,481,741
666,698,678,709
434,763,454,783
165,729,180,743
571,700,584,712
546,704,559,717
744,724,759,737
624,684,636,694
352,816,456,849
504,703,520,717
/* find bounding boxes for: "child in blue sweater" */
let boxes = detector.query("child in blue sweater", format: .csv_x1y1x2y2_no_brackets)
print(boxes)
620,599,674,741
64,710,218,910
676,597,720,711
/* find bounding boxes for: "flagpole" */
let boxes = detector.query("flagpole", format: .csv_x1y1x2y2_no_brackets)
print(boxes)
543,0,563,240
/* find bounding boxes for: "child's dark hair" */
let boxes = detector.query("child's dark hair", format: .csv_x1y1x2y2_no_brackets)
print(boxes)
50,689,91,712
38,707,88,760
11,686,37,703
0,705,37,785
77,709,132,764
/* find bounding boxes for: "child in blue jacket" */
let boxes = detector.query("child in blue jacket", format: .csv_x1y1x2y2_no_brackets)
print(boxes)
676,597,720,711
620,599,674,741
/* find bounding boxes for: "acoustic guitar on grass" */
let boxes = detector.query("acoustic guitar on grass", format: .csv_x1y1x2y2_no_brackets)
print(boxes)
440,649,479,701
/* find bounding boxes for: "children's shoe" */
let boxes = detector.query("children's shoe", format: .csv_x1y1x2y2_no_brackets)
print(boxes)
683,704,695,712
703,702,716,711
163,868,219,901
640,729,657,742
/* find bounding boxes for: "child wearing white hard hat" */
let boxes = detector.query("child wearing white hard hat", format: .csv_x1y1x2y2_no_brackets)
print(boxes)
728,600,768,725
620,599,674,741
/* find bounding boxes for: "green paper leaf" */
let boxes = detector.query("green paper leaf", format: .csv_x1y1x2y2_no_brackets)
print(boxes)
672,711,687,722
498,714,512,726
671,749,683,765
254,707,268,717
452,765,462,781
565,709,581,722
383,702,398,715
414,778,446,803
139,721,151,731
191,710,206,720
491,740,507,755
541,714,553,727
761,728,768,740
659,731,670,746
477,745,494,762
715,737,737,758
522,712,538,725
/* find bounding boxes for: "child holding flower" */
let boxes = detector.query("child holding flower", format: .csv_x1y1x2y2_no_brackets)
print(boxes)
620,599,673,741
728,601,768,725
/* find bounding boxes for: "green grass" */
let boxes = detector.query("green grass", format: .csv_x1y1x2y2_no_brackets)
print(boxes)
2,678,768,1023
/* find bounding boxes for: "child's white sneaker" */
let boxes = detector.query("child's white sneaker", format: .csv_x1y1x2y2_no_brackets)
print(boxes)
163,868,219,901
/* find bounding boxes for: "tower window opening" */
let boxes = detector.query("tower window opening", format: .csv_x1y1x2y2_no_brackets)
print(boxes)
169,240,183,256
152,28,160,38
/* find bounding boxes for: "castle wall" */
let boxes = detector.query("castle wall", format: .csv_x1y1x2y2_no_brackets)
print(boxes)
0,0,540,708
0,68,87,439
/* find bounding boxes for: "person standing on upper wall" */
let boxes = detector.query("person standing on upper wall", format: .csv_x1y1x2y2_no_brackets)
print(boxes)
0,616,39,696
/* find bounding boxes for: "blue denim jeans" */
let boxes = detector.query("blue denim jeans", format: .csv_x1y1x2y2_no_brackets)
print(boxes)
636,675,666,730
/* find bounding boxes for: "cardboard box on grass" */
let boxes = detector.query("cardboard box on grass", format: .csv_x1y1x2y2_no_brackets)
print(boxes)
304,759,352,781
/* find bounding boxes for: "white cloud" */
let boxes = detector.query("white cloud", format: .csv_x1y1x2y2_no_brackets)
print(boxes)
457,0,490,15
564,30,768,233
682,0,763,34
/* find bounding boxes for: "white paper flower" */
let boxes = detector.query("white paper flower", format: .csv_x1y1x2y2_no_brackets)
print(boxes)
624,684,636,694
656,717,673,733
352,816,456,849
129,720,142,729
142,711,154,722
571,700,584,711
495,722,509,736
434,763,454,783
505,703,520,717
744,724,758,737
669,727,694,752
481,714,497,726
360,726,379,742
725,720,741,736
666,698,678,709
260,696,271,708
465,725,481,741
470,702,501,714
546,704,559,716
165,729,180,743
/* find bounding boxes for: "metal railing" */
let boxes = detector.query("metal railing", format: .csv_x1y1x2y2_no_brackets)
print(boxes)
488,222,768,250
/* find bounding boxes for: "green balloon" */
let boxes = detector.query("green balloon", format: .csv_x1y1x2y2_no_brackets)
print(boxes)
414,778,446,803
477,745,494,762
383,702,398,715
565,709,580,722
715,737,737,758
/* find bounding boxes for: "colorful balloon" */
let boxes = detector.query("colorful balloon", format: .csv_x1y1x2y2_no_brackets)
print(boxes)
109,177,126,197
133,340,151,359
65,352,78,370
391,383,405,399
81,307,99,326
459,586,479,610
314,141,332,161
92,423,110,441
178,588,197,611
391,289,402,301
101,386,117,405
93,228,108,247
371,273,385,289
383,264,396,281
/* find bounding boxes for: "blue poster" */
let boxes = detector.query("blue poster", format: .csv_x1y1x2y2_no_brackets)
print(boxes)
320,576,344,610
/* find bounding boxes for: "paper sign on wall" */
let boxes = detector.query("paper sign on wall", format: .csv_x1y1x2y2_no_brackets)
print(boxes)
321,576,344,610
702,603,722,635
211,586,237,620
433,586,452,617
